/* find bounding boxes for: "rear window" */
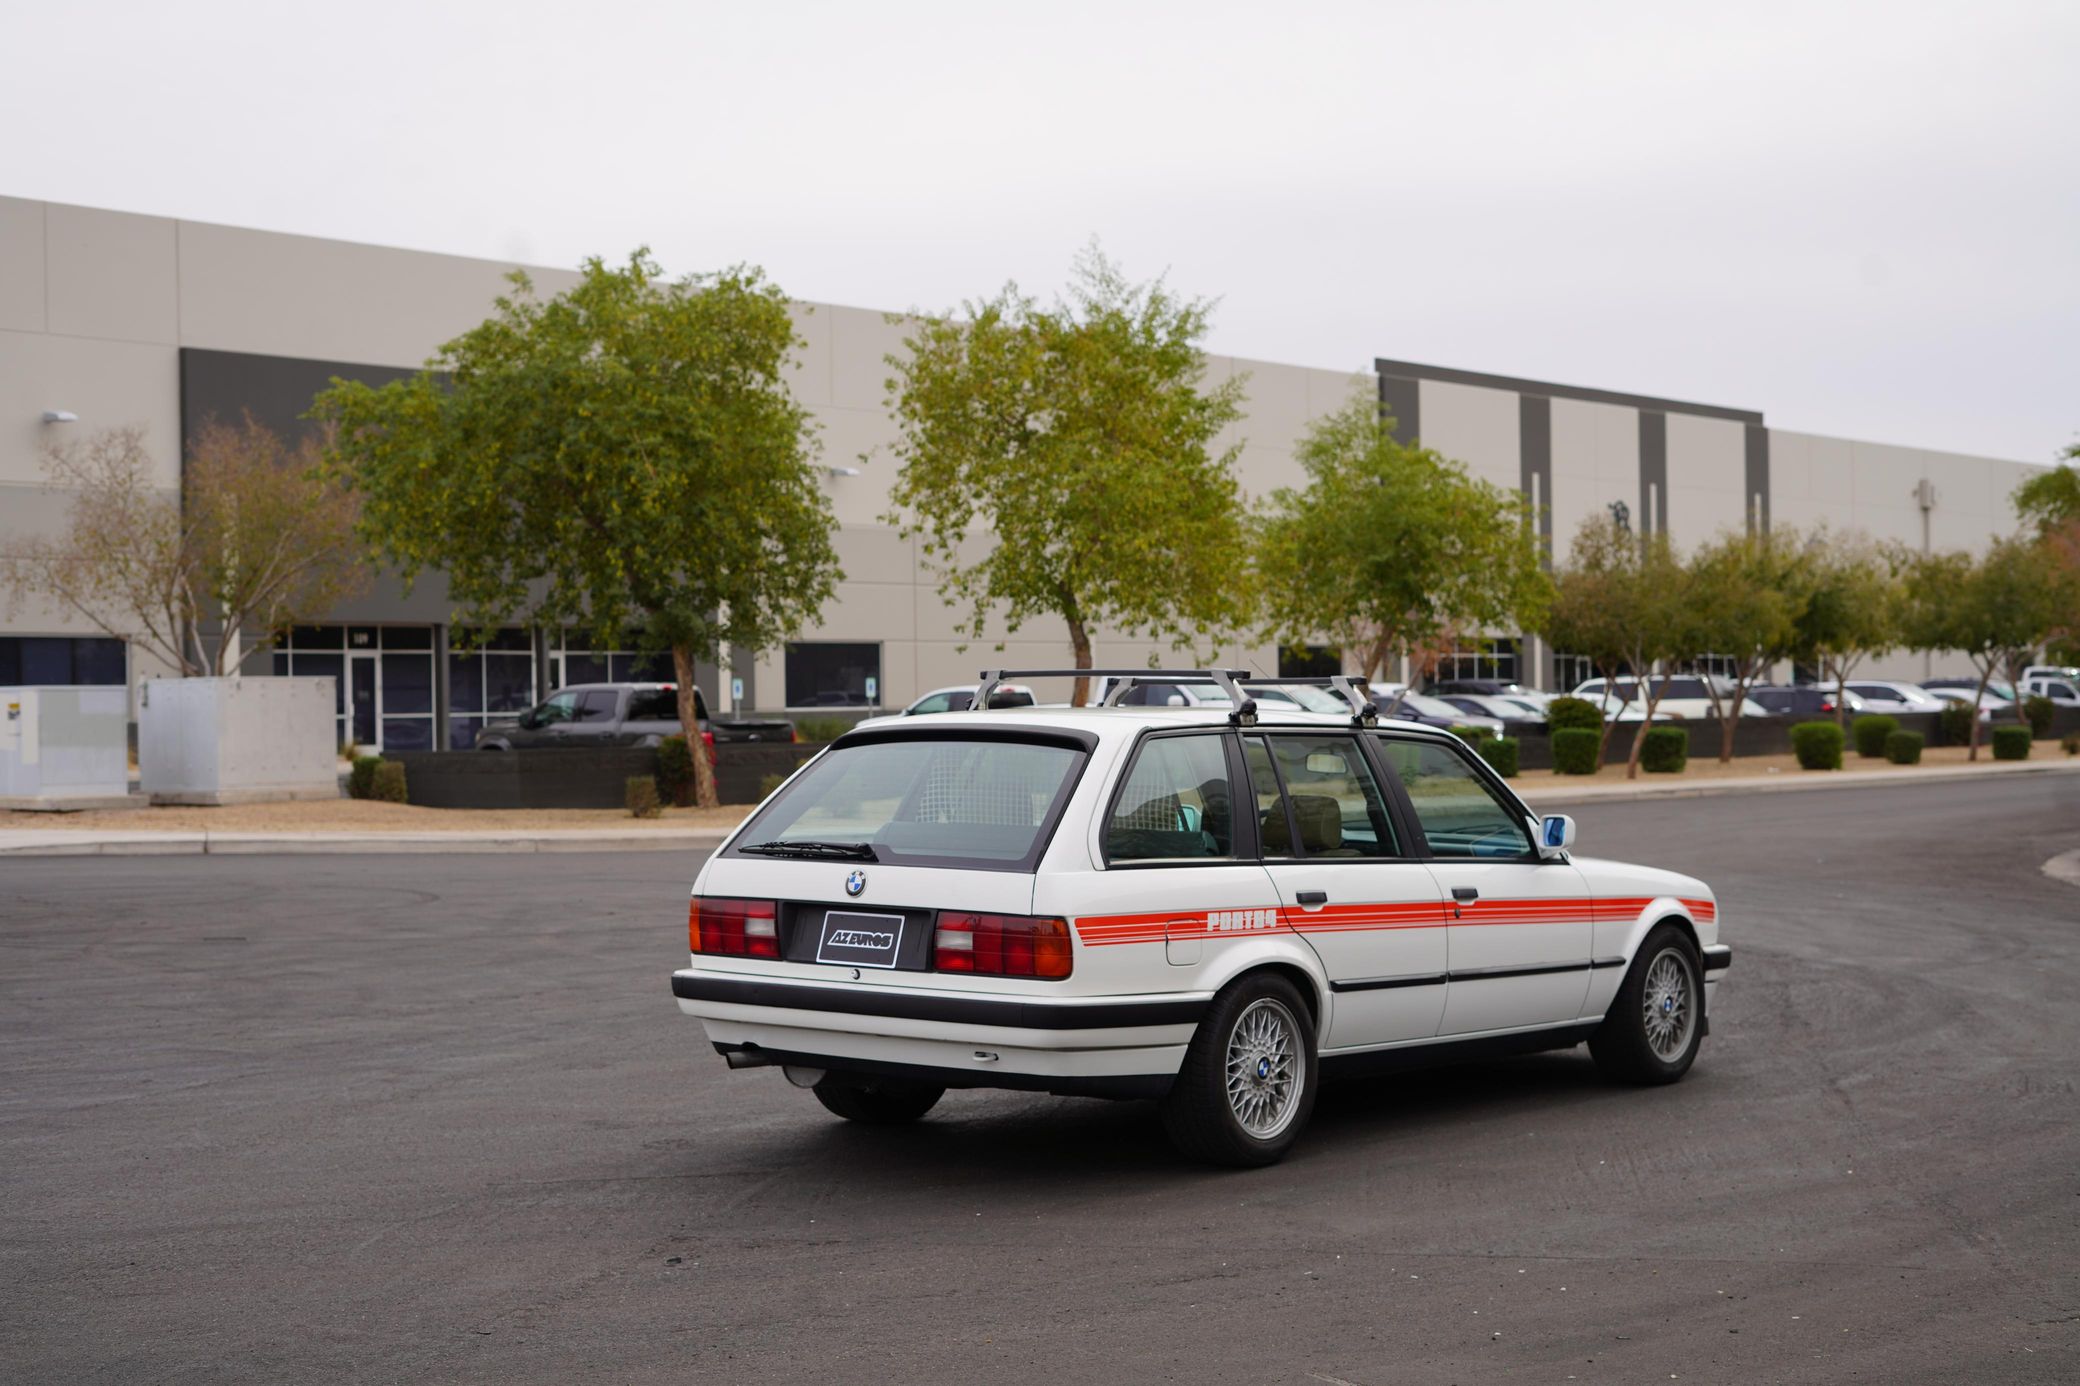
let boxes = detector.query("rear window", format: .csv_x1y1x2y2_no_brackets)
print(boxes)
732,737,1085,871
627,688,677,721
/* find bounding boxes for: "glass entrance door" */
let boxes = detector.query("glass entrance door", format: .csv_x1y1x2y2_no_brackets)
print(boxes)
349,653,379,749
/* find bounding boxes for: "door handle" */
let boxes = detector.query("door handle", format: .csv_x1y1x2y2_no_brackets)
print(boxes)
1295,890,1328,907
1451,886,1478,919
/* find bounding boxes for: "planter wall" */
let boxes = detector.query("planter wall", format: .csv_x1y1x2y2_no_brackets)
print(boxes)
393,744,825,809
139,677,338,805
1509,712,1945,772
0,686,130,808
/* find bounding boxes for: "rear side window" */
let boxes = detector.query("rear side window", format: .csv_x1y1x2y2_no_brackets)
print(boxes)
1106,734,1234,862
575,689,620,722
627,688,678,721
734,738,1084,871
1378,740,1532,859
1253,734,1400,858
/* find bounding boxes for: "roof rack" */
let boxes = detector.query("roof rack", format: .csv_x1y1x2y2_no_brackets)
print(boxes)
975,668,1262,725
1241,674,1378,727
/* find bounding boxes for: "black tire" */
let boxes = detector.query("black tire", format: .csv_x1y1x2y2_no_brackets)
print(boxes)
1161,973,1319,1167
811,1072,944,1124
1590,923,1704,1084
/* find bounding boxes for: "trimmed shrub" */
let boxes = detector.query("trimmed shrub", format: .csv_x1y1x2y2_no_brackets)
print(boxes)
758,771,789,798
626,776,662,818
2062,733,2080,757
1851,714,1898,759
655,735,697,807
2023,695,2055,737
1991,725,2031,761
1545,696,1604,732
1551,727,1602,775
794,715,853,743
370,760,408,803
1791,721,1844,771
1477,736,1520,779
1883,729,1923,765
1448,724,1488,742
348,754,382,800
1937,701,1974,747
1640,725,1688,773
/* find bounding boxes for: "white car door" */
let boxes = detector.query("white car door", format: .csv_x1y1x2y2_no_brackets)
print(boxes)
1375,737,1594,1034
1245,732,1449,1048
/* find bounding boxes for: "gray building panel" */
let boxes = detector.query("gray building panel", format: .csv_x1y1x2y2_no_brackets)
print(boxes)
1639,410,1669,536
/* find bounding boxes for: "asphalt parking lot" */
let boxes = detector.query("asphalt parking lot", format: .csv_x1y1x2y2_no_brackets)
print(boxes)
4,775,2077,1384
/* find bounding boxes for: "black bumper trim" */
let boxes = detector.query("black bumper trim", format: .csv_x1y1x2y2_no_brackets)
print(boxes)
672,972,1207,1031
711,1043,1172,1101
1700,945,1732,974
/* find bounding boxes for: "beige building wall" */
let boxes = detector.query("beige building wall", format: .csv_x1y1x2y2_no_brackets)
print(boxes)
1547,397,1641,558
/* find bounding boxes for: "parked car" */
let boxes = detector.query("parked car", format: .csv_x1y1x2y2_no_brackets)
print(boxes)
1429,678,1555,708
901,684,1036,714
1570,676,1769,720
2022,664,2080,686
670,676,1728,1165
1840,680,1949,716
1435,692,1551,723
2022,676,2080,709
1369,685,1506,737
1924,677,2017,701
1749,686,1865,719
1922,686,2006,722
477,682,795,753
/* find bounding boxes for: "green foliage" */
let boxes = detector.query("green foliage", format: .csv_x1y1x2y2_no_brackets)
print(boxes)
315,252,842,808
1476,736,1519,779
2013,456,2080,535
1937,701,1975,747
1791,721,1844,770
1550,727,1602,775
1544,696,1604,732
1448,724,1488,742
758,771,789,798
2023,695,2055,737
655,735,697,807
793,715,853,743
1257,395,1550,682
370,760,408,803
1792,530,1901,697
1900,535,2078,753
1639,726,1689,773
1883,729,1924,764
885,246,1251,698
1852,714,1900,759
625,775,662,818
348,753,382,800
2062,733,2080,756
1991,725,2032,760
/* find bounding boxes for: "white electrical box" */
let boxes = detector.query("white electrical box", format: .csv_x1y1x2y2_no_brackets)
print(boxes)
0,686,130,806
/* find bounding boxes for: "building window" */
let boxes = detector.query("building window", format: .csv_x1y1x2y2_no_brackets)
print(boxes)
1687,653,1741,681
0,636,127,686
448,627,536,750
1552,651,1601,695
547,635,673,691
1277,644,1341,679
273,624,437,752
1428,638,1520,686
785,642,880,708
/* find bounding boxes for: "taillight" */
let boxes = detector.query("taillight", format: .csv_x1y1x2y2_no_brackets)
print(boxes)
688,897,779,958
934,913,1073,979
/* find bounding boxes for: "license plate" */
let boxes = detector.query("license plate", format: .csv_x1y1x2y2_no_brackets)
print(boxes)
815,910,906,969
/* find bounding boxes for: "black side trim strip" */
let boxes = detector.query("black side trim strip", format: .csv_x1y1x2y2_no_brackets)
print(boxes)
1700,945,1732,974
1331,973,1448,994
1321,1021,1599,1079
1591,956,1628,970
1447,960,1598,982
1332,958,1626,993
672,972,1206,1030
710,1043,1172,1100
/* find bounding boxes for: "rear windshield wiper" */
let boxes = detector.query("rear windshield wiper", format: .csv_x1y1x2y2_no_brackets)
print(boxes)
738,839,880,862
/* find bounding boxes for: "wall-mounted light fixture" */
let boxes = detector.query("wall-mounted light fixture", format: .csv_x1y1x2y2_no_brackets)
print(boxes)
41,409,78,424
824,465,862,477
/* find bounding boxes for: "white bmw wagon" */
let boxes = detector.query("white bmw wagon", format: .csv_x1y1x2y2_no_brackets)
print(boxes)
671,670,1729,1166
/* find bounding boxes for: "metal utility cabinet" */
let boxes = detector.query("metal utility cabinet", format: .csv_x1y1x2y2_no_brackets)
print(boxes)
0,686,130,808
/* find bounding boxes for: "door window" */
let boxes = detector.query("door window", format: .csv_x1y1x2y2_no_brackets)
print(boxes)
574,689,620,722
1105,734,1235,861
1252,735,1400,858
537,691,582,725
1377,740,1533,859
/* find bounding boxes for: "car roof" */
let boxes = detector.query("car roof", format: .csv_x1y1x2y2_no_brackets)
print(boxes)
833,703,1469,749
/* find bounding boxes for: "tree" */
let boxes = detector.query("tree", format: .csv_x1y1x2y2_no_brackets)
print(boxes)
2014,445,2080,661
1899,536,2071,759
1541,515,1686,779
315,253,839,808
1679,528,1806,763
2,418,365,677
884,246,1251,706
1256,393,1549,705
1792,531,1900,728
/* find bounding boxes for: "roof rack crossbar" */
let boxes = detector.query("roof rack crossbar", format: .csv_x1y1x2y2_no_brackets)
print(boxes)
975,668,1255,713
1238,673,1378,726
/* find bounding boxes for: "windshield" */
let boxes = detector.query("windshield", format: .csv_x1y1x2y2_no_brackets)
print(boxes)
733,737,1085,871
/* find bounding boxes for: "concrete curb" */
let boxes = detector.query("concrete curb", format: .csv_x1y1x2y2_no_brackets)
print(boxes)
0,829,733,858
1519,755,2080,806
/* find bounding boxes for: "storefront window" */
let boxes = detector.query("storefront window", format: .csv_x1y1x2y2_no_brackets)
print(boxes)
0,636,127,686
785,642,881,708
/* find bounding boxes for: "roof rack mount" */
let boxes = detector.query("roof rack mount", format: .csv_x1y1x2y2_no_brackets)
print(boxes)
1240,674,1378,727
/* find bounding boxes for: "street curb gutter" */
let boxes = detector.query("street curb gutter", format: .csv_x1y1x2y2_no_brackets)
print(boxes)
1520,756,2080,807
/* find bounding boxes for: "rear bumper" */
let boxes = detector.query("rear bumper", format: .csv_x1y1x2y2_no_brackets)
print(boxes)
1701,945,1731,974
670,969,1205,1092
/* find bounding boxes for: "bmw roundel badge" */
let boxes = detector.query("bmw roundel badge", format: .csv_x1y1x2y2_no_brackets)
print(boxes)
845,869,867,897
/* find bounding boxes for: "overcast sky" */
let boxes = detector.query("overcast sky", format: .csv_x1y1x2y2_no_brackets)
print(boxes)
4,1,2074,462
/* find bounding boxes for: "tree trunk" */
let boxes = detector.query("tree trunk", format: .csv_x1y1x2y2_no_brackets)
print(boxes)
1624,660,1663,781
1067,612,1093,708
1967,663,1993,762
672,644,721,809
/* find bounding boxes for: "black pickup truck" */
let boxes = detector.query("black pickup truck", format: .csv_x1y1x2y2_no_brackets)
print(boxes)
475,682,795,752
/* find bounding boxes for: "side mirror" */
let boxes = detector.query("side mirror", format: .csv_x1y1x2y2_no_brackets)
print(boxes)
1539,814,1576,857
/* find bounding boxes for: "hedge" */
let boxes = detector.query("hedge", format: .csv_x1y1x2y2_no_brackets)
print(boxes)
1545,696,1604,732
1937,701,1975,747
1639,725,1688,773
1791,721,1844,771
1477,736,1520,779
1551,727,1602,775
370,760,408,803
1991,725,2031,760
1852,714,1898,759
2023,695,2055,737
348,753,382,800
626,776,662,818
655,735,697,807
1883,729,1923,765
